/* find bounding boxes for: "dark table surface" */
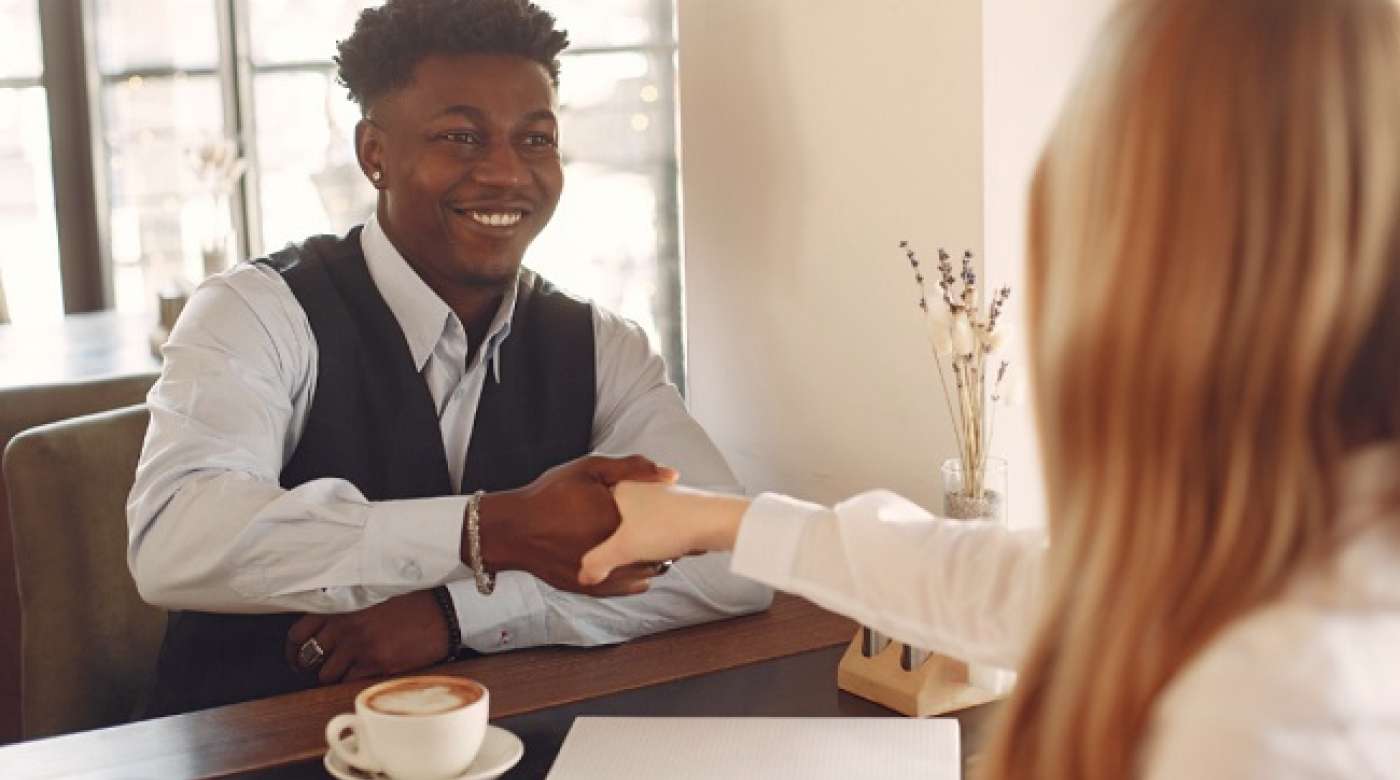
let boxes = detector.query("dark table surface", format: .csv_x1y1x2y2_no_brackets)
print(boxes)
0,595,894,778
250,645,999,780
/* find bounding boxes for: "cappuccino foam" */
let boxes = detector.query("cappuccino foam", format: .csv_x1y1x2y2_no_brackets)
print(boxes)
368,680,479,716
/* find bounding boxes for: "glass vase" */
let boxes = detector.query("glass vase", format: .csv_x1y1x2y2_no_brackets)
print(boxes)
941,456,1015,694
940,456,1007,522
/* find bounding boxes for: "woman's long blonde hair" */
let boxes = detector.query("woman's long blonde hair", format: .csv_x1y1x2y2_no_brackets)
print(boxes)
981,1,1400,777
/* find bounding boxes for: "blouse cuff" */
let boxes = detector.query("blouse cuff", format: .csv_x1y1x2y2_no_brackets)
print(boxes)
731,492,826,587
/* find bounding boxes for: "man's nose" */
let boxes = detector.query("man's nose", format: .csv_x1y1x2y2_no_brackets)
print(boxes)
472,141,528,188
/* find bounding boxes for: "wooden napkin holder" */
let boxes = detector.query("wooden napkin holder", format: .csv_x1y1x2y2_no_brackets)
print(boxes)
836,629,1001,717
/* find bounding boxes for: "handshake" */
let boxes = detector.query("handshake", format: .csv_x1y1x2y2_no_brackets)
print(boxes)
462,454,748,598
460,454,682,597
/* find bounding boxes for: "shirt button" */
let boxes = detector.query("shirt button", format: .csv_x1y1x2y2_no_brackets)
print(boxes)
401,561,422,581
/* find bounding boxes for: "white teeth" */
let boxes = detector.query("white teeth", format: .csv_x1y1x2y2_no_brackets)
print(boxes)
469,210,523,227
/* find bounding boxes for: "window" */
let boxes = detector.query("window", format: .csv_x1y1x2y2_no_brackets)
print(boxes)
530,0,684,382
242,1,378,253
0,0,63,324
42,0,684,383
93,0,227,314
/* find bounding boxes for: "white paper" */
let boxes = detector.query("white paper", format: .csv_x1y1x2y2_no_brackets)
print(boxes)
546,717,960,780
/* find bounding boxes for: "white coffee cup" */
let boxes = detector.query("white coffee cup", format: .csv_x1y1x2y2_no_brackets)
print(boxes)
326,675,489,780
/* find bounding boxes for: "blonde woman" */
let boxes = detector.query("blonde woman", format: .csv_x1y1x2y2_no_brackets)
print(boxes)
578,0,1400,776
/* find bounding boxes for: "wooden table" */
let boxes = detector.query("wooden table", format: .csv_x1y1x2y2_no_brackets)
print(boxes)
0,595,999,778
0,594,989,779
0,310,159,389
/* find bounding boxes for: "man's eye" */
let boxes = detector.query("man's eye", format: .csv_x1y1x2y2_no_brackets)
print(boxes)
522,133,557,148
442,131,482,144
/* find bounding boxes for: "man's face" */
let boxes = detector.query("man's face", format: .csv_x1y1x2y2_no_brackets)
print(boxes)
358,53,563,288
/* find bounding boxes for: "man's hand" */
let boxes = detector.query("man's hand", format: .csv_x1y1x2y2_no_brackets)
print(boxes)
470,454,678,596
286,589,449,685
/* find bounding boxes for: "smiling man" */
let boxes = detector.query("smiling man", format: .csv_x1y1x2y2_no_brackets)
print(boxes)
126,0,771,717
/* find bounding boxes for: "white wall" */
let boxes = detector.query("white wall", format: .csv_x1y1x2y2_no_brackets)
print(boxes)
677,0,984,508
981,0,1116,528
678,0,1114,518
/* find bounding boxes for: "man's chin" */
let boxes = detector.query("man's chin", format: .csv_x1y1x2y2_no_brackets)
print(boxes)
454,263,522,290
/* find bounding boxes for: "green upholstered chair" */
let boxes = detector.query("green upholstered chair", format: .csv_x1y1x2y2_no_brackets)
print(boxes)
0,372,158,743
3,403,166,739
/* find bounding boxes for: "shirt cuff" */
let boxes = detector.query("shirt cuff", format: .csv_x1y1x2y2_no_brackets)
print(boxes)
362,495,470,588
730,492,824,588
446,573,548,653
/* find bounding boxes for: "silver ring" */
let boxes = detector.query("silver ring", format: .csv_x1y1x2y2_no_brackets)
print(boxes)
297,637,326,669
653,559,675,576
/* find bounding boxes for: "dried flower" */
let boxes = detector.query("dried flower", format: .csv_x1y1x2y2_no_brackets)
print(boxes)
900,240,1016,500
979,326,1006,353
951,311,977,357
926,304,953,356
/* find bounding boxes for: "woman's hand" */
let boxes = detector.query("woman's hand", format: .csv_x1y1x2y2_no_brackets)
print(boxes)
578,482,751,586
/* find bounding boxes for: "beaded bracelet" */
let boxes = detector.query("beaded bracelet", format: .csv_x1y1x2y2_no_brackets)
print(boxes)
431,585,462,660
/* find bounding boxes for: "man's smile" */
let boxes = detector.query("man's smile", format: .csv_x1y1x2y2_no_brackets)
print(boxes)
446,201,534,233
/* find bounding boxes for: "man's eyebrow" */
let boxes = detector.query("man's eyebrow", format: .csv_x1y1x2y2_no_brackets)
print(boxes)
433,104,488,121
522,109,558,124
430,105,558,124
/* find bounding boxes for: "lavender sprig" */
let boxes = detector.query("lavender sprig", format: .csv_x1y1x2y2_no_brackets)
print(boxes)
900,241,1014,500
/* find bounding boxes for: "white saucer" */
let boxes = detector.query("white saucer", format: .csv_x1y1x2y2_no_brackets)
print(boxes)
323,725,524,780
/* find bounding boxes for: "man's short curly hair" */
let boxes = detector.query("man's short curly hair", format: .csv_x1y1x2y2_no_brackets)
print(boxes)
335,0,569,112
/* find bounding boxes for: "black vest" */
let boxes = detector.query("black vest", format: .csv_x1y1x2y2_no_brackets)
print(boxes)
146,228,596,716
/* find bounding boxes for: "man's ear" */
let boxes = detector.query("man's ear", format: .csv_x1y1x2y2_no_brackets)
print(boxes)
355,117,386,189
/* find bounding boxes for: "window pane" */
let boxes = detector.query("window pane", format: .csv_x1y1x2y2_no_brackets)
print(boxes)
558,50,674,167
93,0,219,74
528,47,679,367
0,87,63,324
101,75,227,314
246,0,381,66
0,0,42,80
251,69,373,251
538,0,671,49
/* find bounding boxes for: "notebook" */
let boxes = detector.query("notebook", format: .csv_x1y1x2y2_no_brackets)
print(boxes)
545,717,960,779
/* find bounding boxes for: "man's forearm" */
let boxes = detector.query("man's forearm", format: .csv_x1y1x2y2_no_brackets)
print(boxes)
448,552,772,654
130,468,469,614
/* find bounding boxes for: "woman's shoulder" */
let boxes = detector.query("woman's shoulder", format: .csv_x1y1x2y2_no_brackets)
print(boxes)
1142,530,1400,778
1163,593,1400,719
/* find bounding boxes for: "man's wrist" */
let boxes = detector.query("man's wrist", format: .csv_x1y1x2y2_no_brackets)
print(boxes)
464,490,525,573
430,585,462,659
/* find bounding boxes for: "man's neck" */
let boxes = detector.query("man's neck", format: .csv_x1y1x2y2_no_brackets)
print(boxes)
441,285,505,366
418,275,505,350
376,213,510,361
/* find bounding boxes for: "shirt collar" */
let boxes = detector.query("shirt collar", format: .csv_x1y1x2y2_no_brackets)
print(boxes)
360,213,518,381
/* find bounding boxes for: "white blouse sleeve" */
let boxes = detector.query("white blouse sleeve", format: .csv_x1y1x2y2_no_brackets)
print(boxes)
730,490,1047,669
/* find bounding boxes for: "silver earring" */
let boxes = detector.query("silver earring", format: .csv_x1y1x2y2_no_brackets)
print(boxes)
371,170,383,183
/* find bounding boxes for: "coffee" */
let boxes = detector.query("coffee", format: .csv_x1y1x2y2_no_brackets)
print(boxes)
329,675,491,778
367,678,482,716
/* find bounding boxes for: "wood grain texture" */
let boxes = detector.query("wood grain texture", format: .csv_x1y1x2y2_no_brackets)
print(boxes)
0,594,855,779
250,645,1004,780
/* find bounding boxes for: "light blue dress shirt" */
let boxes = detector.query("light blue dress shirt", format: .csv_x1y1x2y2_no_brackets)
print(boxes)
127,214,771,653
